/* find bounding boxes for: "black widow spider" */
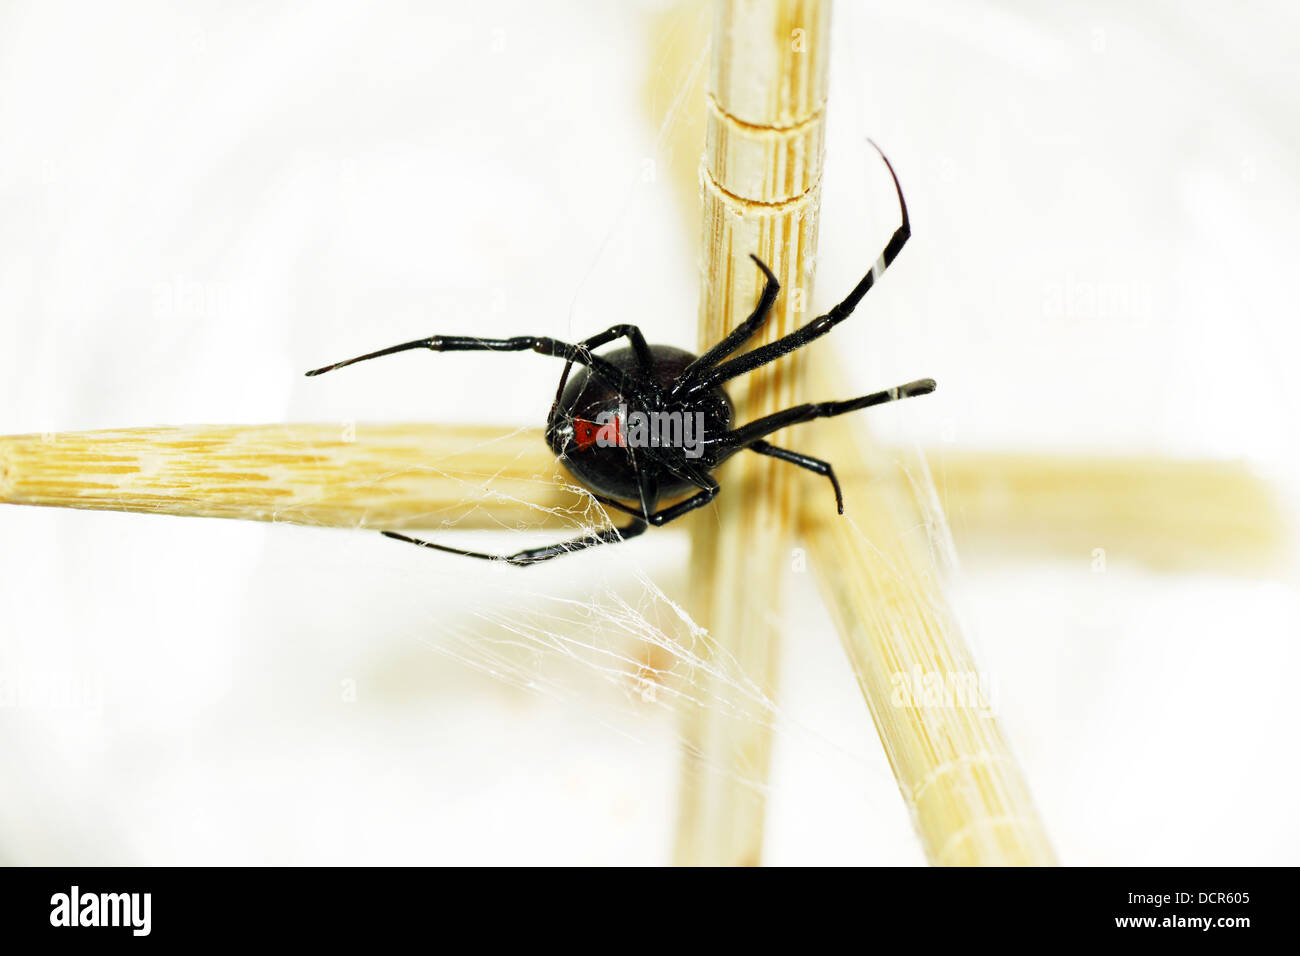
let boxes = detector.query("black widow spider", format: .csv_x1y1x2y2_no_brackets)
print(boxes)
305,143,934,565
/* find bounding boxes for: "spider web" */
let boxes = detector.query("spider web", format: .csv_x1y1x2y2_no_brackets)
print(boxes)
0,1,977,866
264,3,970,854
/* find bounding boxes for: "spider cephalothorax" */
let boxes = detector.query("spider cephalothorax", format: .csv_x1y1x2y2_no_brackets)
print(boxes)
306,143,934,565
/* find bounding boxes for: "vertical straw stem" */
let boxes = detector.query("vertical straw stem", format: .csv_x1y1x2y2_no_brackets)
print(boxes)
674,0,830,866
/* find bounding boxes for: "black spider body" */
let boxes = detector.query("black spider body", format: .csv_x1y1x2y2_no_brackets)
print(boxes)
545,345,734,501
305,143,935,565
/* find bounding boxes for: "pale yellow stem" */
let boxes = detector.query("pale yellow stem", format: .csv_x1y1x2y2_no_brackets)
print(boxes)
673,0,830,867
801,364,1057,865
2,425,1280,578
651,0,1058,866
0,424,585,531
927,449,1285,573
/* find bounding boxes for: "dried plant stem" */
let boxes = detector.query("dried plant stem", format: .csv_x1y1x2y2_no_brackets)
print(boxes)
3,424,1278,578
930,450,1284,573
802,361,1057,865
650,0,1059,866
0,424,585,531
673,0,830,867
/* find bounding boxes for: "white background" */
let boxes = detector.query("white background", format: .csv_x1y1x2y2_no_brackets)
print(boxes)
1,0,1297,864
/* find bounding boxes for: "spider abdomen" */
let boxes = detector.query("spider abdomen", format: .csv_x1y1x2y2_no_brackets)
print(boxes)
545,345,733,502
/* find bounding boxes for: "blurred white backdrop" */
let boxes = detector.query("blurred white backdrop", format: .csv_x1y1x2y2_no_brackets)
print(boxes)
0,0,1297,864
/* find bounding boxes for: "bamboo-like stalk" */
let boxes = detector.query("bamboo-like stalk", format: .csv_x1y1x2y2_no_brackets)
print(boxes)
673,0,830,867
929,450,1284,573
0,424,587,531
802,360,1057,865
2,422,1280,575
0,0,1282,870
651,0,1058,866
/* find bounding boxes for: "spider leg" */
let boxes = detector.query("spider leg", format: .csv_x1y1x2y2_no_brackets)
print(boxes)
686,141,910,394
585,462,660,521
644,476,718,526
384,458,661,567
580,324,654,371
587,493,648,519
725,378,936,449
305,334,642,400
592,462,717,527
547,324,657,425
381,519,648,567
637,461,718,526
380,460,711,565
672,255,778,395
748,440,844,514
